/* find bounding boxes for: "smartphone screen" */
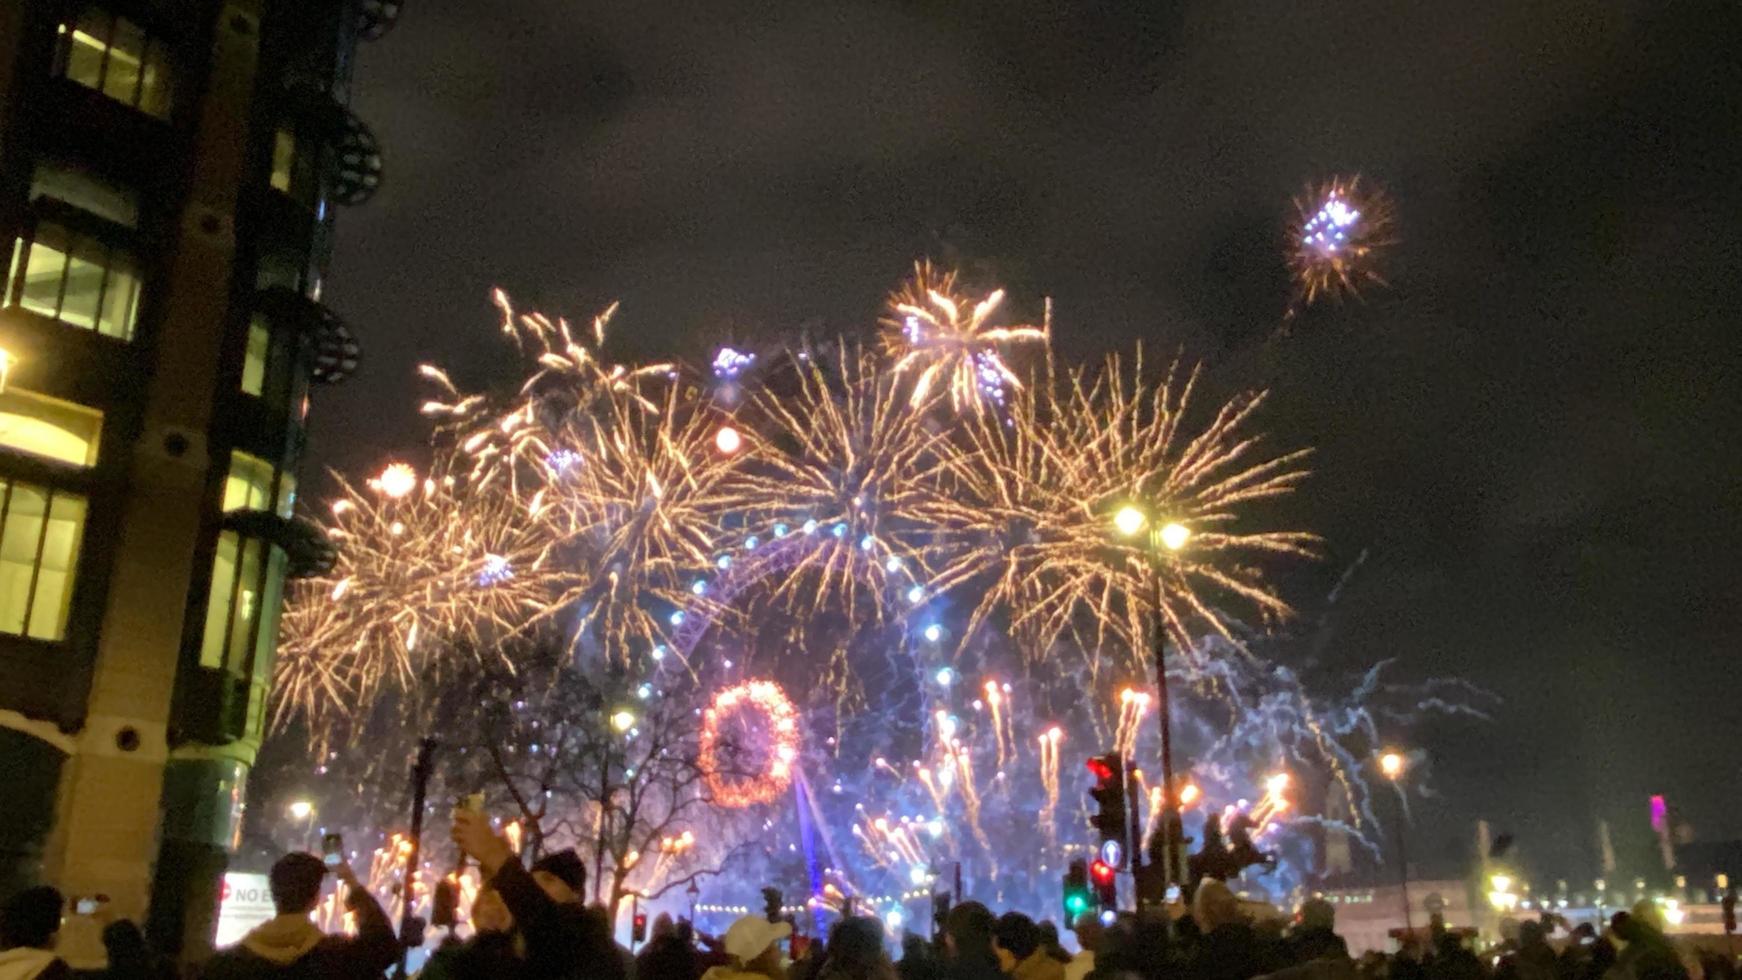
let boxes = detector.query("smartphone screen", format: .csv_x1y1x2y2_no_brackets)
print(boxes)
75,898,99,915
321,832,344,867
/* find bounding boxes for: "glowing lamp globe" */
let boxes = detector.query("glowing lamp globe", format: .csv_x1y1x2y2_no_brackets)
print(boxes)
1113,505,1147,537
1380,752,1405,779
714,425,743,455
288,800,314,820
1159,521,1192,551
610,709,636,733
376,463,417,499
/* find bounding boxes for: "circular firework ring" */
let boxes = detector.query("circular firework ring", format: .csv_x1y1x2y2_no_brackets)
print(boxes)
699,679,801,808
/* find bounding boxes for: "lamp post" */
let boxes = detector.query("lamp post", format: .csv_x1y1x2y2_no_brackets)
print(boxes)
1113,505,1191,899
288,799,316,851
1380,752,1412,942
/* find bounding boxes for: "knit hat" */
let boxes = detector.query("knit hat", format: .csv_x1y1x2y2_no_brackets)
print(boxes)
530,849,587,894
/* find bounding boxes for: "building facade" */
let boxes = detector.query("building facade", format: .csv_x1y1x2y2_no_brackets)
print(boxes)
0,0,395,959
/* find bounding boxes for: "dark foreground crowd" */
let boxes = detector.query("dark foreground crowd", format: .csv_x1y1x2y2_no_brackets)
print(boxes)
2,814,1734,980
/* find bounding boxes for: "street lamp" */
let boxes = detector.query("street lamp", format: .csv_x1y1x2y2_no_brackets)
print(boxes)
610,709,636,733
714,425,743,455
288,800,316,851
1111,504,1191,896
1380,752,1413,941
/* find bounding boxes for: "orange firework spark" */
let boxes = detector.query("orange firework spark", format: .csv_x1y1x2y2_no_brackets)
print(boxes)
879,261,1048,413
927,351,1319,668
275,461,563,738
418,290,672,495
720,345,946,617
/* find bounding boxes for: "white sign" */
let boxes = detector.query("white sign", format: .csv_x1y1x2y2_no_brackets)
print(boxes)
214,873,278,948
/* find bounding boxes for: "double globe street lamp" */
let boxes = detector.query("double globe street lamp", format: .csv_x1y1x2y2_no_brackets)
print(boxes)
1111,504,1191,898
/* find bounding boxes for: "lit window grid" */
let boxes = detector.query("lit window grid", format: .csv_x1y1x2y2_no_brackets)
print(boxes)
0,477,87,641
6,222,141,341
54,9,173,118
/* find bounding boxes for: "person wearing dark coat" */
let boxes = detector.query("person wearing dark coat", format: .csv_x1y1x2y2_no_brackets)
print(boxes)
638,918,702,980
942,904,1005,980
1187,881,1282,980
0,886,71,980
452,809,626,980
200,852,397,980
97,920,175,980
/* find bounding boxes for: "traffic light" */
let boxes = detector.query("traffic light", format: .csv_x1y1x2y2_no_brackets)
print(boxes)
1087,753,1128,857
1089,856,1118,911
1062,860,1091,922
633,910,648,943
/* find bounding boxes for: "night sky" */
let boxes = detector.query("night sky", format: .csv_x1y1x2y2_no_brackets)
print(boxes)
310,1,1742,880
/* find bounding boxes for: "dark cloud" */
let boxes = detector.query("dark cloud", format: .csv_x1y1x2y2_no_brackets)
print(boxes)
313,0,1742,875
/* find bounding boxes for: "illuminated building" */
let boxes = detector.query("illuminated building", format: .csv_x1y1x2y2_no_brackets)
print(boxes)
0,0,396,960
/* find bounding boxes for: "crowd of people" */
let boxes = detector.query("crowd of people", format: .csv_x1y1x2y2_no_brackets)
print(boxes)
2,814,1734,980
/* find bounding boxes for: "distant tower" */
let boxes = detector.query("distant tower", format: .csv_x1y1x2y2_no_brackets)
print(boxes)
1322,788,1353,877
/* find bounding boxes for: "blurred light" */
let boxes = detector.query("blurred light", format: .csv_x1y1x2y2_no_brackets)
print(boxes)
885,908,904,929
637,684,653,700
714,425,743,455
651,645,667,661
923,624,943,643
288,800,313,820
691,579,708,595
1380,752,1405,779
611,710,636,732
1113,505,1146,537
1160,521,1192,551
909,867,927,886
716,555,732,570
1179,783,1201,807
907,585,926,604
1266,772,1290,794
884,556,903,572
935,667,954,687
376,463,417,499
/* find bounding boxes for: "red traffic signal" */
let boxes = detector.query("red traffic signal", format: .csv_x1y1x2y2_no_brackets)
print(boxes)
1089,857,1118,910
632,911,648,942
1087,756,1115,781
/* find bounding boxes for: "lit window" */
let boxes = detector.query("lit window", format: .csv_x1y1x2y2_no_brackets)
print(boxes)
198,530,288,684
54,8,172,118
30,163,138,228
0,478,87,641
0,390,102,467
222,452,276,513
241,318,270,396
6,221,141,340
270,129,295,193
267,126,321,208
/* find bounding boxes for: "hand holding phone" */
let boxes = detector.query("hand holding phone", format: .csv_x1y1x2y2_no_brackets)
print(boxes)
321,832,345,868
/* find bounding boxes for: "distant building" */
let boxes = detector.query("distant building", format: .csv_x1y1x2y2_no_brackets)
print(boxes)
1317,879,1480,955
0,0,395,959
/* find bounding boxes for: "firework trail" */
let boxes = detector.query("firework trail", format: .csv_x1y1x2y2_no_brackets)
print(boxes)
927,351,1319,669
275,462,563,739
1286,175,1398,316
879,261,1048,414
418,290,672,495
1038,726,1064,851
720,345,946,619
1115,687,1151,757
